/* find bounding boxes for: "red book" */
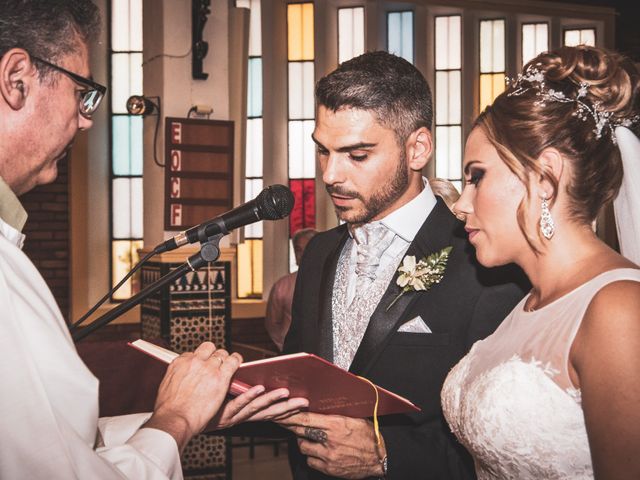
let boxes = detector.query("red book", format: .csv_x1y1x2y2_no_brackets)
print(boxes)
129,339,420,418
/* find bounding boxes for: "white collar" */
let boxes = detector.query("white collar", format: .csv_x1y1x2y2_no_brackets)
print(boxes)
0,217,26,249
380,178,437,242
349,178,437,243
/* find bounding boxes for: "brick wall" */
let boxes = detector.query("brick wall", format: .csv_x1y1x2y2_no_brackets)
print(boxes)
21,160,70,320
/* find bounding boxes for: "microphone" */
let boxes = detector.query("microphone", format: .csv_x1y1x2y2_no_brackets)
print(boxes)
155,184,295,254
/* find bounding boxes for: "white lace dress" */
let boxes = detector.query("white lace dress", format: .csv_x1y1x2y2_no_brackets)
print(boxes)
441,268,640,479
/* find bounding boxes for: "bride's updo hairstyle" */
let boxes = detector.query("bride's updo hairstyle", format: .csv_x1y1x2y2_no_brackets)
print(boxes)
475,45,640,247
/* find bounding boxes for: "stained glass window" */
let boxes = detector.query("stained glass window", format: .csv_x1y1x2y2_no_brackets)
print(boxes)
237,0,263,298
564,28,595,47
387,11,414,63
110,0,143,300
237,239,263,297
479,19,506,112
287,3,314,61
434,15,462,193
338,7,364,63
522,23,548,66
287,2,315,273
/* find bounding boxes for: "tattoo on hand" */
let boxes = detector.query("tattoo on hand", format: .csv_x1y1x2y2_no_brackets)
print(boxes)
304,426,328,444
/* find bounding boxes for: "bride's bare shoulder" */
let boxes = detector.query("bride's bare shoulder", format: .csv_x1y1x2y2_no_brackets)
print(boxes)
575,271,640,357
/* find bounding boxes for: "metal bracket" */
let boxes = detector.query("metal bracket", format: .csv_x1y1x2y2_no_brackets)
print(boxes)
192,0,211,80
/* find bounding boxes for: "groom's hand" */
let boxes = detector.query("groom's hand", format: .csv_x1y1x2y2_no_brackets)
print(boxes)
277,412,386,479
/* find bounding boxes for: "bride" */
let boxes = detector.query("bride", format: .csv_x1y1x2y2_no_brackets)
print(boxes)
442,45,640,479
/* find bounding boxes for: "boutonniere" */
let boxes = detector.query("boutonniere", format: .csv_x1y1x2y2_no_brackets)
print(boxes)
386,246,453,311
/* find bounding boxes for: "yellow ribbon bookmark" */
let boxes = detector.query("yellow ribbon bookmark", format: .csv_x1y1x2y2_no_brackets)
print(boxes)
356,375,381,446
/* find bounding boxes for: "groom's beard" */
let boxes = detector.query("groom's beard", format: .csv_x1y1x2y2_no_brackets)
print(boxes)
326,151,409,225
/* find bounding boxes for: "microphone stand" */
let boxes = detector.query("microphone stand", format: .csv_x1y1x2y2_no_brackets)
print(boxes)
72,234,224,343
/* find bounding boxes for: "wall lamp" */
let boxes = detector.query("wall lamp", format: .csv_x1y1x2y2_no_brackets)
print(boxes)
126,95,160,116
126,95,163,167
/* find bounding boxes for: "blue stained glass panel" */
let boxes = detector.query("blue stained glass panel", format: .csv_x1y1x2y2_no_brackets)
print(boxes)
401,12,414,63
112,115,143,175
388,12,414,63
248,57,262,117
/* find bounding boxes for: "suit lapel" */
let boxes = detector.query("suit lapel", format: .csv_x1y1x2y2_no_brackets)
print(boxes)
316,226,349,361
349,199,456,375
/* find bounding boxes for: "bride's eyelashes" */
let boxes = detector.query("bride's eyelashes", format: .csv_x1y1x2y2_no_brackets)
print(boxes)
466,168,485,186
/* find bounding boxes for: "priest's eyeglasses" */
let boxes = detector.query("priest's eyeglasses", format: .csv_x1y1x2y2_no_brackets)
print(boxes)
31,55,107,118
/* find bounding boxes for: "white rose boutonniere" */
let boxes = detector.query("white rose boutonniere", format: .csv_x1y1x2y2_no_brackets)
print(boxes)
386,246,453,311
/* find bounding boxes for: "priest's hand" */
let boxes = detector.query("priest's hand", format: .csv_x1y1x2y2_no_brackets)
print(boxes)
144,342,241,452
209,386,309,429
277,412,386,479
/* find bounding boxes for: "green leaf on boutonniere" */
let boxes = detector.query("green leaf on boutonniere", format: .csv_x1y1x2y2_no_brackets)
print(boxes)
386,246,453,311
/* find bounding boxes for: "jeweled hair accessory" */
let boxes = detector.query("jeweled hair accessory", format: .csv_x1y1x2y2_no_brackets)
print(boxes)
506,64,640,145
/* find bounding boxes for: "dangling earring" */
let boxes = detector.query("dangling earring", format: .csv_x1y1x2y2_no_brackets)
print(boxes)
540,195,555,239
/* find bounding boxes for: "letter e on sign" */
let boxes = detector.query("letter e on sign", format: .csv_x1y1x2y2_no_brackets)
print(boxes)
171,122,182,144
171,204,183,226
170,150,182,171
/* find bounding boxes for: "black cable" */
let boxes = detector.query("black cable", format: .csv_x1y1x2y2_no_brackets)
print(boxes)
141,47,192,67
152,96,164,167
69,249,156,332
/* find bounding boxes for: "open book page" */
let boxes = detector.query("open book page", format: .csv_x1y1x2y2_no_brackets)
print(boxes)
129,339,420,417
129,339,251,395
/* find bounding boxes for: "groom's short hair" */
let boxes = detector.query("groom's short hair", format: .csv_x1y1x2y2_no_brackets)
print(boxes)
315,50,433,145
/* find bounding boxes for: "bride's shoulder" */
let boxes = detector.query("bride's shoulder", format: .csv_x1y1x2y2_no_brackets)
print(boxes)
576,269,640,349
589,274,640,313
569,268,640,387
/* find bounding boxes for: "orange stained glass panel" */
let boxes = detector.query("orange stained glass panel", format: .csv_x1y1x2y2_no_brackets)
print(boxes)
480,73,506,112
287,3,314,61
237,239,263,298
111,239,144,300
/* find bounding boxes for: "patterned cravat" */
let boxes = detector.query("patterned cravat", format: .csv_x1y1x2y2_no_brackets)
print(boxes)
351,222,396,305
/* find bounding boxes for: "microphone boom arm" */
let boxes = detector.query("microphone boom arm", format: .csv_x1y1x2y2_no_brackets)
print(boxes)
72,234,224,342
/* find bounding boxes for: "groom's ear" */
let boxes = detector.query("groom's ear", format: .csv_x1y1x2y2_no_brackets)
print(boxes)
406,127,433,171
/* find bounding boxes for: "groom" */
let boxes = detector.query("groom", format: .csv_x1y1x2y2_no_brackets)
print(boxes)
279,51,528,479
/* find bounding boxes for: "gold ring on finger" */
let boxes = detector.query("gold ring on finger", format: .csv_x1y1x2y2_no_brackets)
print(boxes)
211,354,224,367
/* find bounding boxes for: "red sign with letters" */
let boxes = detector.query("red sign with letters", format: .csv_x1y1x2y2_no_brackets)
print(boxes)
164,117,234,231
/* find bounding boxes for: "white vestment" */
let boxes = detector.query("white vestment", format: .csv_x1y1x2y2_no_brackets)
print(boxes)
0,217,182,479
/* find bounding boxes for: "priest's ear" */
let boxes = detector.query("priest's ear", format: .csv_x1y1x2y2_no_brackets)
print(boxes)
407,127,433,171
0,48,35,110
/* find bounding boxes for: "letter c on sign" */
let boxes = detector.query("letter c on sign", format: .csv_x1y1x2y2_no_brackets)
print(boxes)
171,177,181,198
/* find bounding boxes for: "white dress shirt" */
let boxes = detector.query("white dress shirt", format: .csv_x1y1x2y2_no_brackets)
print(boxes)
344,178,437,305
0,214,182,479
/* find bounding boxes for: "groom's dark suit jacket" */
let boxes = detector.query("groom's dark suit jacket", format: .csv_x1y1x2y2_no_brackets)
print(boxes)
283,198,528,480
